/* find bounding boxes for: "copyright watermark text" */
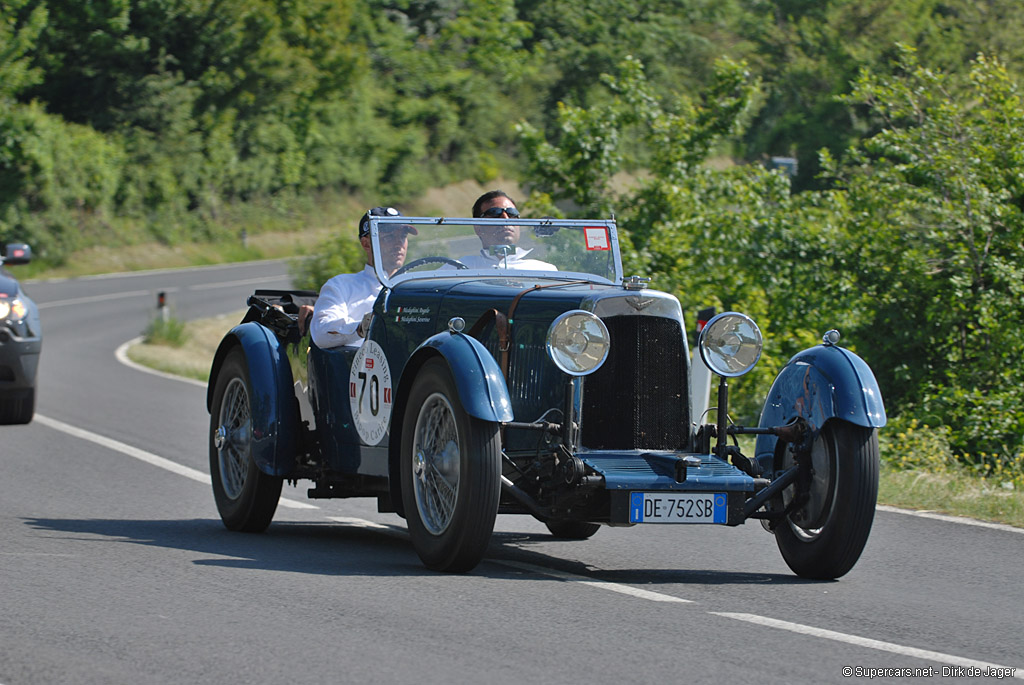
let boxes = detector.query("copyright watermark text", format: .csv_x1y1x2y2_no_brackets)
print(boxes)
842,666,1018,679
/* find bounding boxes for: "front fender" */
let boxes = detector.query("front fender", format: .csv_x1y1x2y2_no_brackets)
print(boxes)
755,344,886,464
208,322,297,476
410,331,513,423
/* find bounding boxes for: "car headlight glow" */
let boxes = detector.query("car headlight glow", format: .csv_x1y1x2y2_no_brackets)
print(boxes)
0,298,27,321
698,312,762,377
546,310,610,376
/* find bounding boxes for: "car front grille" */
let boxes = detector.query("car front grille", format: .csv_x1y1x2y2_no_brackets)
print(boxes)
582,315,688,450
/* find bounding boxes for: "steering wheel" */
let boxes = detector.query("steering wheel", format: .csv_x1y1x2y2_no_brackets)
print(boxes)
392,256,468,276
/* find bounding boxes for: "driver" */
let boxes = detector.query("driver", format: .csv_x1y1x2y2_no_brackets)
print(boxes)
456,190,556,270
306,207,417,348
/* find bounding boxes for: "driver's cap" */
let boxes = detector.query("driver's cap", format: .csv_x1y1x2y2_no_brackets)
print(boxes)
359,207,418,238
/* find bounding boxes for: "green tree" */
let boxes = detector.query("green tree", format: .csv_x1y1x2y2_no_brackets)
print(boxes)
0,0,47,99
834,46,1024,459
352,0,540,189
739,0,1024,190
519,56,840,421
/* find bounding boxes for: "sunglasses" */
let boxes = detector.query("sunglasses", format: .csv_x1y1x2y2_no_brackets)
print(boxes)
480,206,520,219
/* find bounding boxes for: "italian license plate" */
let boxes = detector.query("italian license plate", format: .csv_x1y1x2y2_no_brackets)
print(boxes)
629,492,727,524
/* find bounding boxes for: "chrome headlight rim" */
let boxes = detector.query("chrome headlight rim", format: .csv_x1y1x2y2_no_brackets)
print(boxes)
698,311,763,378
546,310,611,377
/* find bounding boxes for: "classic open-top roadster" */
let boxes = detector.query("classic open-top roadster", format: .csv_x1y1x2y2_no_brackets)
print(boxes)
207,214,885,577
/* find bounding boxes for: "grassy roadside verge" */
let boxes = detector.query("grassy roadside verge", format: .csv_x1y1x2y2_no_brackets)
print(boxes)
127,311,246,381
21,179,522,281
877,469,1022,526
128,313,1024,529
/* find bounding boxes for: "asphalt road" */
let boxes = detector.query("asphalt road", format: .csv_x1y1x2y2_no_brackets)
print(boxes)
2,262,1022,685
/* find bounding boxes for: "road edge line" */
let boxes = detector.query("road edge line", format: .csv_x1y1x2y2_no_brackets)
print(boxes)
711,612,1024,679
114,337,207,388
34,413,316,510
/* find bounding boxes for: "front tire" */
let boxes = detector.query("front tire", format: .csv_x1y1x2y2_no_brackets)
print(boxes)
0,388,34,424
400,358,500,572
773,420,878,580
209,347,283,532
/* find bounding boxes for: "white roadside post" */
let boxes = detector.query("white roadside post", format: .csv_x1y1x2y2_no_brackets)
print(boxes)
690,307,716,429
157,291,168,322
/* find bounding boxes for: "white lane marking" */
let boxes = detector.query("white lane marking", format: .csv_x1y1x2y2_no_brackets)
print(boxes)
186,276,289,291
877,504,1023,534
327,516,403,535
35,271,288,308
712,613,1024,678
27,258,291,284
33,414,317,509
497,559,692,603
36,289,157,309
22,414,1024,673
114,337,207,387
328,518,690,605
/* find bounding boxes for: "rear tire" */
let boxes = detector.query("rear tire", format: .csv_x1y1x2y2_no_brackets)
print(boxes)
209,347,283,532
0,388,34,424
773,420,878,579
544,519,600,540
400,358,500,572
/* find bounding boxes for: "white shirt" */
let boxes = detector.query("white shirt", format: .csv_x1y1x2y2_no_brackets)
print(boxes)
310,265,381,348
456,247,557,271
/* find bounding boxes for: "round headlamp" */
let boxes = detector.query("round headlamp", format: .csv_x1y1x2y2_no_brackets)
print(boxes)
0,297,27,321
546,310,610,376
698,312,762,377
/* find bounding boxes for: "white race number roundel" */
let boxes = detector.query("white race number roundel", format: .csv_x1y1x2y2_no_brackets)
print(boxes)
349,340,393,445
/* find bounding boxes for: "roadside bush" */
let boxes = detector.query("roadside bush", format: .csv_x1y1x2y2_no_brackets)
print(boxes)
289,232,365,292
880,417,958,474
881,416,1023,490
143,315,189,348
0,102,124,260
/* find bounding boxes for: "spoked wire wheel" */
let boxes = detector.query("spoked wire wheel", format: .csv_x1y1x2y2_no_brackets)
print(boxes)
215,377,251,500
401,358,500,572
209,348,282,532
411,392,462,535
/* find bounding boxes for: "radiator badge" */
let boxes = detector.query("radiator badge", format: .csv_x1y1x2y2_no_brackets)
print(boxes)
625,296,654,311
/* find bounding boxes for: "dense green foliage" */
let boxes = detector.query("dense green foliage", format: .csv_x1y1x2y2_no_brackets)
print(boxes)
836,49,1024,465
519,47,1024,475
3,1,1024,473
7,0,1024,260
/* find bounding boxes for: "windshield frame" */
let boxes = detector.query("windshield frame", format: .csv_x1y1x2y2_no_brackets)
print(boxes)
367,215,624,289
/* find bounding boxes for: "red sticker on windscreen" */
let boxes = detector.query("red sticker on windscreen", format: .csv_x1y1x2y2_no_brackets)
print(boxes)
585,227,610,250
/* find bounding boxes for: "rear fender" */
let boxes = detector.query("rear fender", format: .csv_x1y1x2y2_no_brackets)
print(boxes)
755,344,885,466
208,322,297,476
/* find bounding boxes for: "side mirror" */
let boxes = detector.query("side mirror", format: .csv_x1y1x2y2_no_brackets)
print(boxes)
2,243,32,266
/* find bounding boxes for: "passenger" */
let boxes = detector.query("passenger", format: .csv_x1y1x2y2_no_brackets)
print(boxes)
302,207,417,348
456,190,557,270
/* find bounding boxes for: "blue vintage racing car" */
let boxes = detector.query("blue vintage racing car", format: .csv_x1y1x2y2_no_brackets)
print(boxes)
207,214,886,577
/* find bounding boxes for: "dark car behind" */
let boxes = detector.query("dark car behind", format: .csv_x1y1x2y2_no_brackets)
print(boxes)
0,243,41,424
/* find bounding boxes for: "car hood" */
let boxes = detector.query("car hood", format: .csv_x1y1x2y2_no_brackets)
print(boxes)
441,277,684,321
0,272,21,298
384,276,685,342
